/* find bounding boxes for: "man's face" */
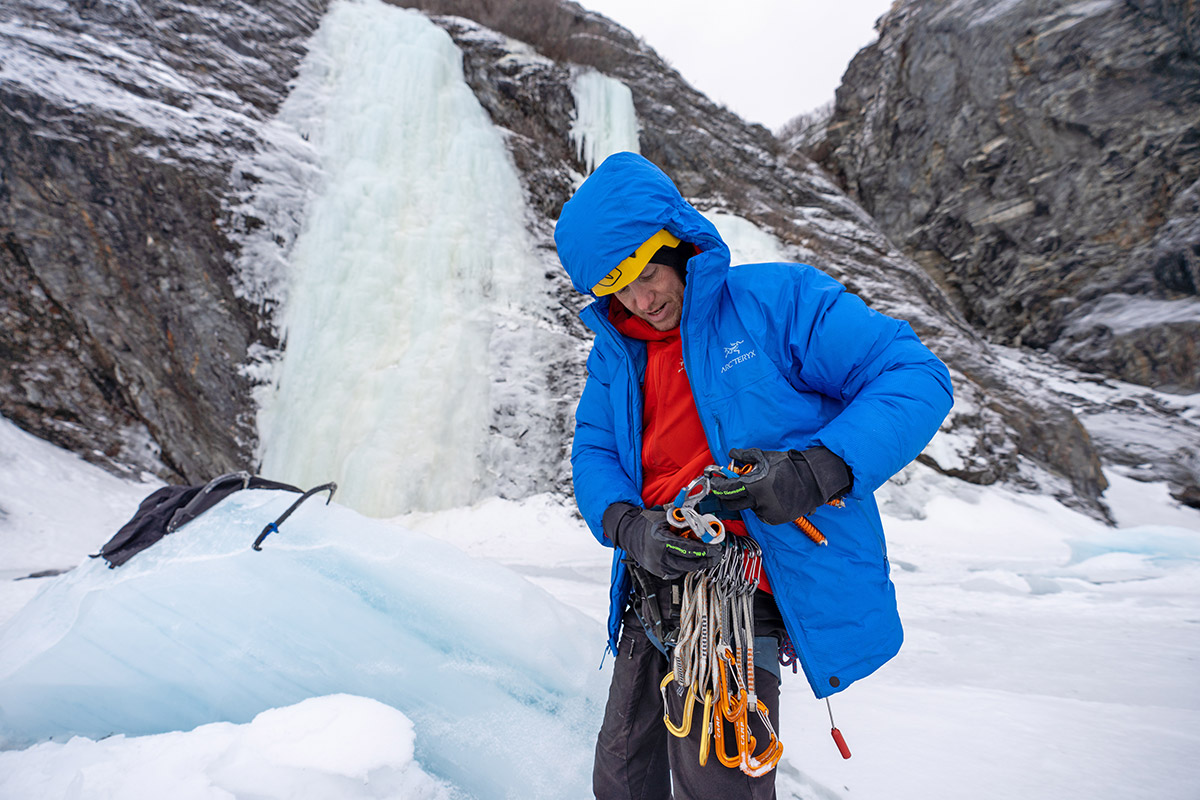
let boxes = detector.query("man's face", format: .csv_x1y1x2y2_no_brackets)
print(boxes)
614,261,685,331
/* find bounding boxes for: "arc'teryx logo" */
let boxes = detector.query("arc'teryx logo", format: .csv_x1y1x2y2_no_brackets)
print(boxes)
720,339,756,374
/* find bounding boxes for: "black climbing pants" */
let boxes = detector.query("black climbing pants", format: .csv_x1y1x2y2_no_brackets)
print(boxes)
593,587,785,800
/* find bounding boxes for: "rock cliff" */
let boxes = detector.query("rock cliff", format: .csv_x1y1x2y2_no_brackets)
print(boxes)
2,0,1197,515
816,0,1200,394
0,0,329,481
404,0,1197,514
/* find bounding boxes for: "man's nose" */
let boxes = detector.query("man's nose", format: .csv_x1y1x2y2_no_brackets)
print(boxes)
627,283,654,311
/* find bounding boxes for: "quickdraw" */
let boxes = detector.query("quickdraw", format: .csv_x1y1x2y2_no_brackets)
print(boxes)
659,534,784,778
655,463,853,776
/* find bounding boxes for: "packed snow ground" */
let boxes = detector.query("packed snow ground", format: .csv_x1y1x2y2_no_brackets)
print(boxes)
1,415,1198,799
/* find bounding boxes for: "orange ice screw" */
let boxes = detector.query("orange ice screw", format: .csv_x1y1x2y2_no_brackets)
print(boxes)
793,515,828,546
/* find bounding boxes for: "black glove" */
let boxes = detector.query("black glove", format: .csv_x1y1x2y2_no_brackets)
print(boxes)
708,446,851,526
602,502,724,580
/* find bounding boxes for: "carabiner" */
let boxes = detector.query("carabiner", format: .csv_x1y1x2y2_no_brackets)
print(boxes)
665,474,726,544
741,701,784,777
698,689,714,766
660,673,699,738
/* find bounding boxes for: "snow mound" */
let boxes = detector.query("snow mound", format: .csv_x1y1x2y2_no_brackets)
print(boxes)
0,694,454,800
0,490,606,797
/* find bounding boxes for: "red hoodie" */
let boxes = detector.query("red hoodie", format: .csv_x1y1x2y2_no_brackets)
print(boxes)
610,300,770,592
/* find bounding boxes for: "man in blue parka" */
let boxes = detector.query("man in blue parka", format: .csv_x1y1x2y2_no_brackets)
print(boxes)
555,152,953,799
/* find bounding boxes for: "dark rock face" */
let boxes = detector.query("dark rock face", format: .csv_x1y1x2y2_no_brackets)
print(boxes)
1,230,150,473
0,0,328,481
3,0,1196,515
817,0,1200,393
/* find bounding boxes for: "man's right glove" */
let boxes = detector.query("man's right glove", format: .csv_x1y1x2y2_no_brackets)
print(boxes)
602,502,724,580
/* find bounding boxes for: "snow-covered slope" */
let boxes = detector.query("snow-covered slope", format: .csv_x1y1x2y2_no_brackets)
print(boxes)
0,433,604,797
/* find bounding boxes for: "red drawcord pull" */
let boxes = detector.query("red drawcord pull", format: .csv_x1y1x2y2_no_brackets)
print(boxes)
827,698,852,759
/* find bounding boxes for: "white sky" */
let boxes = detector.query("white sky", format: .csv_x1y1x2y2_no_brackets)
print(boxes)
577,0,897,130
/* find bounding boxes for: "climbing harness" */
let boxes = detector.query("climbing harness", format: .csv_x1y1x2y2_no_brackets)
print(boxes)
625,554,679,654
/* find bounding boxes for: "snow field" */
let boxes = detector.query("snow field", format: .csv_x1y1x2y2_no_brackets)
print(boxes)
2,414,1198,798
0,695,455,800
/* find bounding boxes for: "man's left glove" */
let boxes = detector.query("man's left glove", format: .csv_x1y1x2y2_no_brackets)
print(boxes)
708,446,851,526
602,502,724,580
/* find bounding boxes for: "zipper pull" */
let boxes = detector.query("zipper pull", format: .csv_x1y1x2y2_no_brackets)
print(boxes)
827,698,852,759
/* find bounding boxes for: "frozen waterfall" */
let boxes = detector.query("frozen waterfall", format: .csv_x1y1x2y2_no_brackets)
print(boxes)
569,69,640,173
254,0,537,517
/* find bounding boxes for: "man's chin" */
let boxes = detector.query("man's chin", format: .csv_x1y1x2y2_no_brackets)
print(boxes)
633,303,680,331
649,314,680,331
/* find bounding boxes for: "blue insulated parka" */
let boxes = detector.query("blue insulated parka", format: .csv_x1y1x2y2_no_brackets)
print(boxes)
555,152,954,698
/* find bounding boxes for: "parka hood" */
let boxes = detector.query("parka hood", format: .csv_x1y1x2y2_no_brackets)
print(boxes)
554,152,729,297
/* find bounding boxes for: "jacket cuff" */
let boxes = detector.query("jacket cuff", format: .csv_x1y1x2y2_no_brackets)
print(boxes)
797,446,853,502
601,502,639,547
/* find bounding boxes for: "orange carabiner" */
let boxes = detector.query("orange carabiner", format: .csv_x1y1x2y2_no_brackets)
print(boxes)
717,647,747,721
740,699,784,777
713,705,742,768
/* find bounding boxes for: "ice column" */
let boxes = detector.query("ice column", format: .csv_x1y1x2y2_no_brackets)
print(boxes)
256,0,532,517
569,69,640,173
